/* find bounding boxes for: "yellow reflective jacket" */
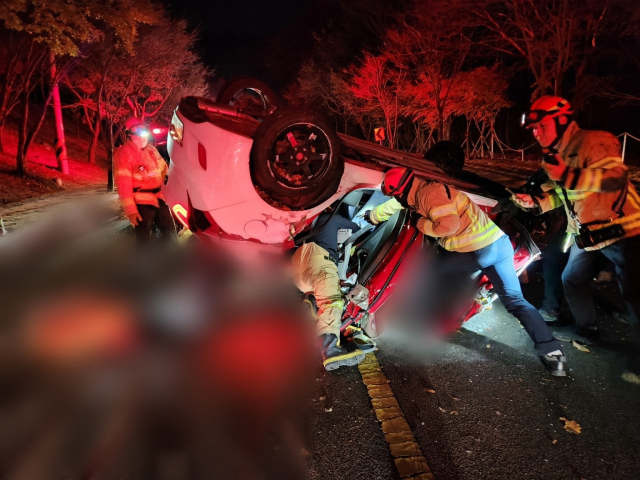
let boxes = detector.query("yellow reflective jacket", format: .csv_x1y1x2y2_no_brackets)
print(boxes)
536,122,640,250
114,141,168,216
370,179,504,252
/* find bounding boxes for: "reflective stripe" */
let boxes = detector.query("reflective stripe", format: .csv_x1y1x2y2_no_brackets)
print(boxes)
627,188,640,210
589,156,622,169
430,202,458,219
441,222,502,252
321,300,345,310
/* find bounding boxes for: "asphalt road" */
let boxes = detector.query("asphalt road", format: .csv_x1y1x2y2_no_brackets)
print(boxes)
307,265,640,480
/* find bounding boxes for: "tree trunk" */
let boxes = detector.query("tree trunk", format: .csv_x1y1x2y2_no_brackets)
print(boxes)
88,116,101,164
105,118,115,191
16,93,30,176
22,91,55,169
0,117,6,154
49,50,68,174
465,118,470,161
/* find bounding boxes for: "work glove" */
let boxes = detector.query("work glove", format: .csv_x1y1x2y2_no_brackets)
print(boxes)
490,197,520,216
360,210,377,225
542,154,568,181
127,212,143,227
510,193,535,210
408,210,422,227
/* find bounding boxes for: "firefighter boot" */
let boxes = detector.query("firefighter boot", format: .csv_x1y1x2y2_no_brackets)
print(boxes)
318,334,365,371
539,350,567,377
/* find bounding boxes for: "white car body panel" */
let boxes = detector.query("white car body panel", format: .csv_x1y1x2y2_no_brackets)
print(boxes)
163,111,384,246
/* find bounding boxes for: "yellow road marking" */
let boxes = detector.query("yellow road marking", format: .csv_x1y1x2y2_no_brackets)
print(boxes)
358,353,435,480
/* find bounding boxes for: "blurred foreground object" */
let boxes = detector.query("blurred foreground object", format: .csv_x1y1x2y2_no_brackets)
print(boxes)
0,210,314,480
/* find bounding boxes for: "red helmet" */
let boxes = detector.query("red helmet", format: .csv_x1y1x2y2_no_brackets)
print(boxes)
381,168,414,196
521,96,573,128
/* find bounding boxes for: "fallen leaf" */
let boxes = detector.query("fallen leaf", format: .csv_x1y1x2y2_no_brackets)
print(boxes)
319,396,326,401
450,411,458,415
496,411,501,416
438,407,446,413
552,440,558,444
622,372,640,385
572,341,590,353
560,417,581,434
426,389,436,394
324,407,333,413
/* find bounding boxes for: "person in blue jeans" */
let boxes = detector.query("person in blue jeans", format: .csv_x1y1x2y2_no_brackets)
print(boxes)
435,235,564,367
367,168,567,376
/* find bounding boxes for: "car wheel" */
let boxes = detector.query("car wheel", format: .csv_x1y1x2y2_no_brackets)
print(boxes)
251,107,344,211
216,76,281,120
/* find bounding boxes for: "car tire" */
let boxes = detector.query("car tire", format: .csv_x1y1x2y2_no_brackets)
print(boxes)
251,107,344,210
216,76,281,120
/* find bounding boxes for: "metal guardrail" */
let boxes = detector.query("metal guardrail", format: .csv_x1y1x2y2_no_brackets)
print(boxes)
617,132,640,162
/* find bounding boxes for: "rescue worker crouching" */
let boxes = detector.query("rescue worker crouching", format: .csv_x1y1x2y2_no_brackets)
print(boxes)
514,96,640,379
363,168,568,377
114,118,176,242
291,211,366,371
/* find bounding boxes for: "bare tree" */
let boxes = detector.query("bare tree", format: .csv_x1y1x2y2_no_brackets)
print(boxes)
285,61,373,136
0,0,158,175
475,0,610,99
452,66,512,158
348,52,407,148
65,19,208,165
387,0,475,141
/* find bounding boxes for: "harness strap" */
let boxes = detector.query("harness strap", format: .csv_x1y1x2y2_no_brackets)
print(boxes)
133,187,161,193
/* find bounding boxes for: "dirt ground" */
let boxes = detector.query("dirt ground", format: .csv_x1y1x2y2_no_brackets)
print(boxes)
0,113,108,205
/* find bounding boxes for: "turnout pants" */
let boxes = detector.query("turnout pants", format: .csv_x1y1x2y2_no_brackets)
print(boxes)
437,235,561,355
562,236,640,328
541,219,570,312
291,243,343,338
134,200,177,243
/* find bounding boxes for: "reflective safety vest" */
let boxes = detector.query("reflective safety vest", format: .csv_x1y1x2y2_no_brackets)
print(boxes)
114,141,168,217
370,179,504,253
536,122,640,250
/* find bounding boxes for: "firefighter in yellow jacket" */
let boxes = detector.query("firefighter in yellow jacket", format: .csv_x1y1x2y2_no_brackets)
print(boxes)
114,118,176,242
514,96,640,356
365,168,567,376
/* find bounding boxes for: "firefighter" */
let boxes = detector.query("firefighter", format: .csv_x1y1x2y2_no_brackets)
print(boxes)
114,117,176,242
291,211,366,371
514,96,640,365
364,168,567,376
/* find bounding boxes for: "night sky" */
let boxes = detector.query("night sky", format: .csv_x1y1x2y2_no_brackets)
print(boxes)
163,0,640,157
165,0,323,93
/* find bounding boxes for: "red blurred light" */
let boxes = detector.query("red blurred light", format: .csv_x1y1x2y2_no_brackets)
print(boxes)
152,128,163,134
198,143,207,170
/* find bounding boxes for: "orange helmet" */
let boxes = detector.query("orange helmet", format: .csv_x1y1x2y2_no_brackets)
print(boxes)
381,168,414,196
521,96,573,128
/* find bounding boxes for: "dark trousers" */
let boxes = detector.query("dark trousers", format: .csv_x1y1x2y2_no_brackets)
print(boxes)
541,226,570,311
437,235,561,355
134,200,176,243
562,236,640,328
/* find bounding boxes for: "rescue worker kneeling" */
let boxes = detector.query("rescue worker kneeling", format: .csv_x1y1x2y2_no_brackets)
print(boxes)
114,117,176,242
363,168,567,377
291,211,366,371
